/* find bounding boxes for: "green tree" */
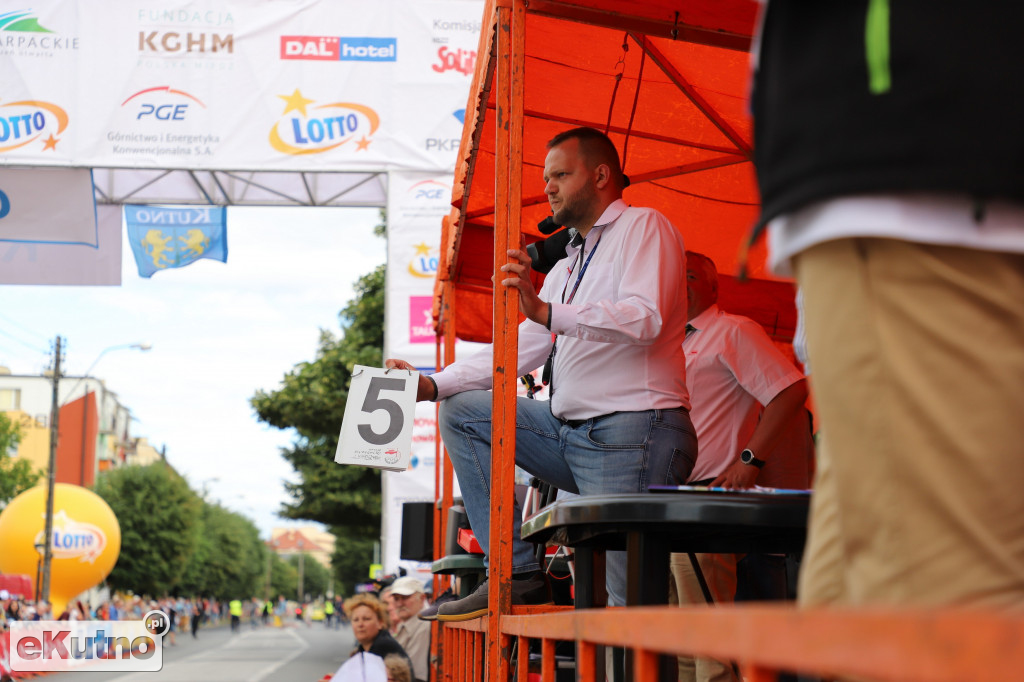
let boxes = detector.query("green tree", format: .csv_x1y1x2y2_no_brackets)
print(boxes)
330,535,376,597
268,552,298,601
0,413,40,506
289,553,330,601
178,502,266,600
251,216,386,593
93,462,201,596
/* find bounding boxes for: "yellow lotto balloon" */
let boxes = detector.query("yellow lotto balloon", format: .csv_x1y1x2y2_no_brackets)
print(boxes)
0,483,121,616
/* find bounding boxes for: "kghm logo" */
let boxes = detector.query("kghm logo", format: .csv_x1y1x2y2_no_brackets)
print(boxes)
0,99,68,153
35,510,107,564
269,88,378,156
0,10,53,32
408,242,439,279
122,86,206,121
138,32,232,54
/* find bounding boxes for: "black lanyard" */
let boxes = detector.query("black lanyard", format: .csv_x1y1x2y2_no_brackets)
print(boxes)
560,234,602,304
543,234,602,391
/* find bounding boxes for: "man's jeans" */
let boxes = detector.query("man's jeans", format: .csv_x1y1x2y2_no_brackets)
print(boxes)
438,390,698,606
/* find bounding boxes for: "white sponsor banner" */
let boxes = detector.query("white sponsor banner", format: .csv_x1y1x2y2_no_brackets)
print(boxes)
0,0,80,167
0,204,120,285
1,0,483,172
384,169,451,369
390,2,481,170
382,401,455,575
0,168,96,245
382,169,490,573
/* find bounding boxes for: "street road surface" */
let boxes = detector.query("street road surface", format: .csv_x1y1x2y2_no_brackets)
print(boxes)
41,621,354,682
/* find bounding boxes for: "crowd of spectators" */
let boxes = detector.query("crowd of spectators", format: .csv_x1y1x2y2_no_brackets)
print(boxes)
0,590,234,634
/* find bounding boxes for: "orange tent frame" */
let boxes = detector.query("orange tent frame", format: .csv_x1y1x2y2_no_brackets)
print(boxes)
430,1,792,679
426,2,1024,680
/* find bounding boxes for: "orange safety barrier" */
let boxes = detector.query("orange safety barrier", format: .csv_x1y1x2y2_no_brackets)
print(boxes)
437,604,1024,682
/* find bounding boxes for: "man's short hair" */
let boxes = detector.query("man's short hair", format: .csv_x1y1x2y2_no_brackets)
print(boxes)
547,127,626,189
686,251,720,301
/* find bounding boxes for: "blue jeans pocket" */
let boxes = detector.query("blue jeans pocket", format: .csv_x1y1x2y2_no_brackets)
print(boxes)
583,411,652,449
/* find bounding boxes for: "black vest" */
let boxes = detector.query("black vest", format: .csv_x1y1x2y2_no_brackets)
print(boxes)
752,2,1024,226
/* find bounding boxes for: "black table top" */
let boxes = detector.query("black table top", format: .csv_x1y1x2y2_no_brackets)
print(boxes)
520,490,810,554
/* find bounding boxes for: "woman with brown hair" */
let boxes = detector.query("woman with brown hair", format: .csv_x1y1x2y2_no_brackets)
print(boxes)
342,594,412,670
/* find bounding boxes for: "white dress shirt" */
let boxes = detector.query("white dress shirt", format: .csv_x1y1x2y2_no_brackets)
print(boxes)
768,193,1024,275
431,198,689,420
684,304,804,482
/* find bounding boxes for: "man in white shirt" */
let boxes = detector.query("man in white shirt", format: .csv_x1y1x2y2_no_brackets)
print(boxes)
388,577,430,682
671,252,810,682
387,127,697,620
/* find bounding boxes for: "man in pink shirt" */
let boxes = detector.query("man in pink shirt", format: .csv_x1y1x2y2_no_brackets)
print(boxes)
672,251,811,682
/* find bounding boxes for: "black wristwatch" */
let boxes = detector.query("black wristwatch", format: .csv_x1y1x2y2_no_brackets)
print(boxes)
740,448,766,468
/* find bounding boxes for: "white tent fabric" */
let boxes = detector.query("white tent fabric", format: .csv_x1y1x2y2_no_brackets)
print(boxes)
90,168,388,207
2,0,482,204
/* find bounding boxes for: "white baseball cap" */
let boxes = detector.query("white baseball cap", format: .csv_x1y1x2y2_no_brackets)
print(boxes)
389,576,426,596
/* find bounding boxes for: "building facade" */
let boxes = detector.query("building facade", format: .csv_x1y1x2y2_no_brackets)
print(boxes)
0,368,149,487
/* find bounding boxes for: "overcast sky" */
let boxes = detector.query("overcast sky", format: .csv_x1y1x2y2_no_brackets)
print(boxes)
0,205,386,539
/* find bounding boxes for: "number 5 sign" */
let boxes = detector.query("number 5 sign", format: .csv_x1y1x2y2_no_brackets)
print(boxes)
335,365,419,472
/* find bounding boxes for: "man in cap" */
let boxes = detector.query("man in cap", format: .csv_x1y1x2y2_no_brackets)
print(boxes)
389,576,430,682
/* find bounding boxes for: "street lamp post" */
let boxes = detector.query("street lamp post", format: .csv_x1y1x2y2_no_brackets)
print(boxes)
40,339,152,605
296,538,305,603
265,538,276,602
33,542,45,602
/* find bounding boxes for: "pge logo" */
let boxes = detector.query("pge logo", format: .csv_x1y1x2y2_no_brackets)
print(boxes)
432,46,475,75
408,179,449,202
122,86,206,122
269,88,378,156
280,36,339,61
0,99,68,154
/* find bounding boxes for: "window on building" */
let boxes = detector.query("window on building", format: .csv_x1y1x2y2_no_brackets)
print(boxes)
0,388,21,410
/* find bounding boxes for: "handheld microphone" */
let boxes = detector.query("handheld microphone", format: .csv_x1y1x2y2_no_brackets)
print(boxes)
527,216,572,274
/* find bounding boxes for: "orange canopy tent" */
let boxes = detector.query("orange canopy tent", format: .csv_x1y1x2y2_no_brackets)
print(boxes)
427,3,790,679
434,0,795,348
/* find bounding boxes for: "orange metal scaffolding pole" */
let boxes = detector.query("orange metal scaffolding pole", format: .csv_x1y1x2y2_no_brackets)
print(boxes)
487,0,526,680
